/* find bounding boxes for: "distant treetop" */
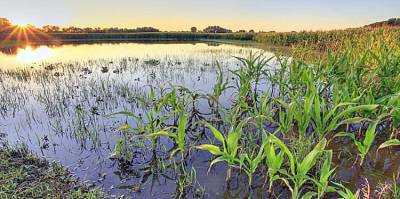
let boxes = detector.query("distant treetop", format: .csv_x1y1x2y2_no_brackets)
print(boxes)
203,26,232,33
0,18,11,27
0,17,161,33
365,18,400,28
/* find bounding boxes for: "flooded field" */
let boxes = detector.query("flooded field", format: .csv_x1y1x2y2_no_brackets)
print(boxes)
0,41,398,198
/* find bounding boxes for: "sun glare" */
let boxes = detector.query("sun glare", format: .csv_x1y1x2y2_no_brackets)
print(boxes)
12,18,31,27
16,24,28,28
17,46,53,63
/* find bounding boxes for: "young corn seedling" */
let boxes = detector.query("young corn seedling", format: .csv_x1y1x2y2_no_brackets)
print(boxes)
335,114,386,165
268,134,327,199
111,86,173,136
311,93,378,139
148,111,188,158
262,132,284,191
275,99,295,135
309,150,337,199
238,145,265,186
195,117,252,174
293,96,314,138
213,62,231,100
333,183,360,199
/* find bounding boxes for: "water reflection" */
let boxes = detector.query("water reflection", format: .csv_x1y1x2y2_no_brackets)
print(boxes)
0,41,264,68
17,46,53,63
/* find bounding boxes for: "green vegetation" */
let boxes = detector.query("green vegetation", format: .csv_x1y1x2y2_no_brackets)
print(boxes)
0,145,105,198
0,32,254,42
365,18,400,28
109,27,400,198
1,17,400,197
255,27,400,52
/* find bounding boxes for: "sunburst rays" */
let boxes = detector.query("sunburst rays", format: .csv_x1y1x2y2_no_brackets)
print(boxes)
0,25,53,45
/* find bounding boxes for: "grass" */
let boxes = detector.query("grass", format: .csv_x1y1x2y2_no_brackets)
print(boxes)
0,145,106,198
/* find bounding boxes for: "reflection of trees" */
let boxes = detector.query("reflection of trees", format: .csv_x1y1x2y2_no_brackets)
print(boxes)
0,42,63,55
0,46,19,55
0,40,206,56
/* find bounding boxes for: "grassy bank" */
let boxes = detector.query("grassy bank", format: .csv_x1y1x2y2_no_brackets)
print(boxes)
0,145,106,198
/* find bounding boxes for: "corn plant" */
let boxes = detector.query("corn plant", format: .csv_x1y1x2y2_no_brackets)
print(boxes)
238,145,265,185
267,134,327,199
148,111,188,158
213,62,230,100
309,150,337,199
262,132,284,191
311,94,378,139
335,114,387,165
333,183,360,199
275,100,296,135
292,96,313,138
111,86,173,136
195,117,253,171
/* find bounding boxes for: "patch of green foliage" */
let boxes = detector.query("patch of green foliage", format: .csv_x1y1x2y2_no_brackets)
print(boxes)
0,145,106,199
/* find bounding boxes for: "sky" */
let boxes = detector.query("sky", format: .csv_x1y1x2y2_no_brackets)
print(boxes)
0,0,399,32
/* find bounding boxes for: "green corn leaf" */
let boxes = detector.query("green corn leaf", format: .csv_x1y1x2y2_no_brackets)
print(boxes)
298,138,327,176
177,111,187,148
301,191,317,199
334,132,356,141
195,144,223,155
118,125,131,132
204,122,226,149
363,114,386,151
148,131,177,139
209,156,230,172
268,134,295,175
378,139,400,150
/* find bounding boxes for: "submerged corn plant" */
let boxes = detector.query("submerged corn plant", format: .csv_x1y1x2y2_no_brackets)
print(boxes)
335,114,387,165
266,134,328,199
262,132,284,191
195,117,252,171
148,110,188,158
309,150,336,199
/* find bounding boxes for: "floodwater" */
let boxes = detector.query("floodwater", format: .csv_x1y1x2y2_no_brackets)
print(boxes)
0,41,398,198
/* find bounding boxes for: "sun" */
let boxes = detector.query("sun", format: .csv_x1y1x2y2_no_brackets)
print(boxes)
12,18,31,27
16,23,29,28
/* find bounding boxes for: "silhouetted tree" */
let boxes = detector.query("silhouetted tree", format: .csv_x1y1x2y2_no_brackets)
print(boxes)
0,18,11,26
191,27,197,33
365,18,400,28
203,26,232,33
42,25,61,33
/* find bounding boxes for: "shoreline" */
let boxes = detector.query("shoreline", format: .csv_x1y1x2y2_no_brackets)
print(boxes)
0,145,107,198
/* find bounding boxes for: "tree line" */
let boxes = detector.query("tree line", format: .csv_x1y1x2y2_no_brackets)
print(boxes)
364,18,400,28
1,17,255,34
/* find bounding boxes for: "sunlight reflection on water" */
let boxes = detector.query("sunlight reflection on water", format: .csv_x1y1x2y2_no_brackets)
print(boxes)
0,42,263,68
17,46,53,63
